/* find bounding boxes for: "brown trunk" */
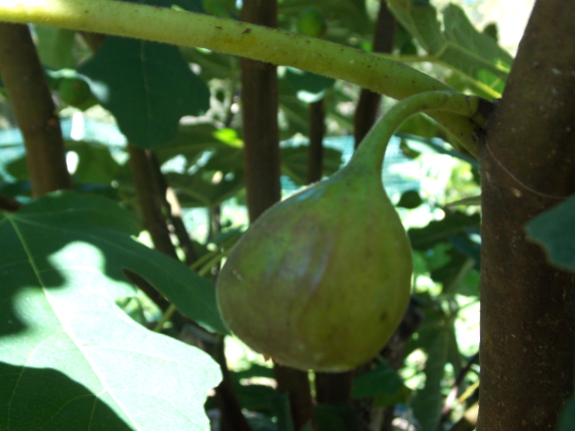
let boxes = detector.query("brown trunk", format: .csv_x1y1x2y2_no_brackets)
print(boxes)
239,1,313,430
306,99,325,184
0,23,71,196
128,145,179,260
353,1,395,147
240,0,281,222
274,364,315,431
478,1,575,429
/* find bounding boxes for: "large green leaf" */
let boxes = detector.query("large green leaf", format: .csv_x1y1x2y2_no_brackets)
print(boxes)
526,194,575,273
387,1,512,96
0,191,228,334
80,37,210,148
0,192,223,430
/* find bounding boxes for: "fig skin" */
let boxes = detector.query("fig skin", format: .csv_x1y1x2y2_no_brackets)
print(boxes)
216,161,412,372
58,77,92,107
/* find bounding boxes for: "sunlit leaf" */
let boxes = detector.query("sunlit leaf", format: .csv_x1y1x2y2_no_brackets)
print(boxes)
0,192,223,430
387,1,512,97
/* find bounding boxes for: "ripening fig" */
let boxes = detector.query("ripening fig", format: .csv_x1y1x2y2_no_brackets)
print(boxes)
57,77,92,107
216,133,412,372
296,7,328,38
217,90,477,371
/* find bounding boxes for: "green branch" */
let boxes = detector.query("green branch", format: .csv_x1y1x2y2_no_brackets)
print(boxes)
0,0,490,153
353,91,483,172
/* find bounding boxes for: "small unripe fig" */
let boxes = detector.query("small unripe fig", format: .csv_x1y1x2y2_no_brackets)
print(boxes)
296,7,328,38
58,77,92,107
217,146,412,371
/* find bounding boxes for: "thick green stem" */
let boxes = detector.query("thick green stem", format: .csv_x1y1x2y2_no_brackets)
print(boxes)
350,91,483,174
0,0,488,150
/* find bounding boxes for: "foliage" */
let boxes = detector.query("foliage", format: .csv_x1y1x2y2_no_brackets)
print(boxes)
0,0,572,430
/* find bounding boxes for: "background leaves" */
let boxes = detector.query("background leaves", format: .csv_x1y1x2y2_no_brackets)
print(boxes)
80,37,210,148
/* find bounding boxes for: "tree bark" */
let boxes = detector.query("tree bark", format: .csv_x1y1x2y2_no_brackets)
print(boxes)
240,2,314,430
0,23,71,196
128,145,179,260
306,99,325,184
478,1,575,429
240,0,281,222
353,1,395,147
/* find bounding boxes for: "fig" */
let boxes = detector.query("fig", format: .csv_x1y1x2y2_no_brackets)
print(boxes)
57,77,92,107
216,91,472,372
216,126,412,372
296,7,328,38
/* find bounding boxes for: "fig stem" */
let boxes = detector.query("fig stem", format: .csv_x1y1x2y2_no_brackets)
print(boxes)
0,0,486,150
351,90,482,173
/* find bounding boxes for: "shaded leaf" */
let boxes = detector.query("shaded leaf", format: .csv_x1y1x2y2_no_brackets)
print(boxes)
233,363,275,380
280,145,343,185
315,403,363,431
80,37,210,148
557,396,575,431
526,194,575,273
155,123,237,167
67,140,122,184
409,211,480,251
180,47,238,81
352,360,406,399
397,189,423,209
271,392,295,431
166,168,245,208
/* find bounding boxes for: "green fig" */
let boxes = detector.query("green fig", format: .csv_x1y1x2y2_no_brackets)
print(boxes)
296,7,328,38
216,138,412,372
57,77,92,107
216,91,474,372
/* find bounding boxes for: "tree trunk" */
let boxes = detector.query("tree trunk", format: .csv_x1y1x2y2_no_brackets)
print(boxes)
240,1,314,430
478,1,575,429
